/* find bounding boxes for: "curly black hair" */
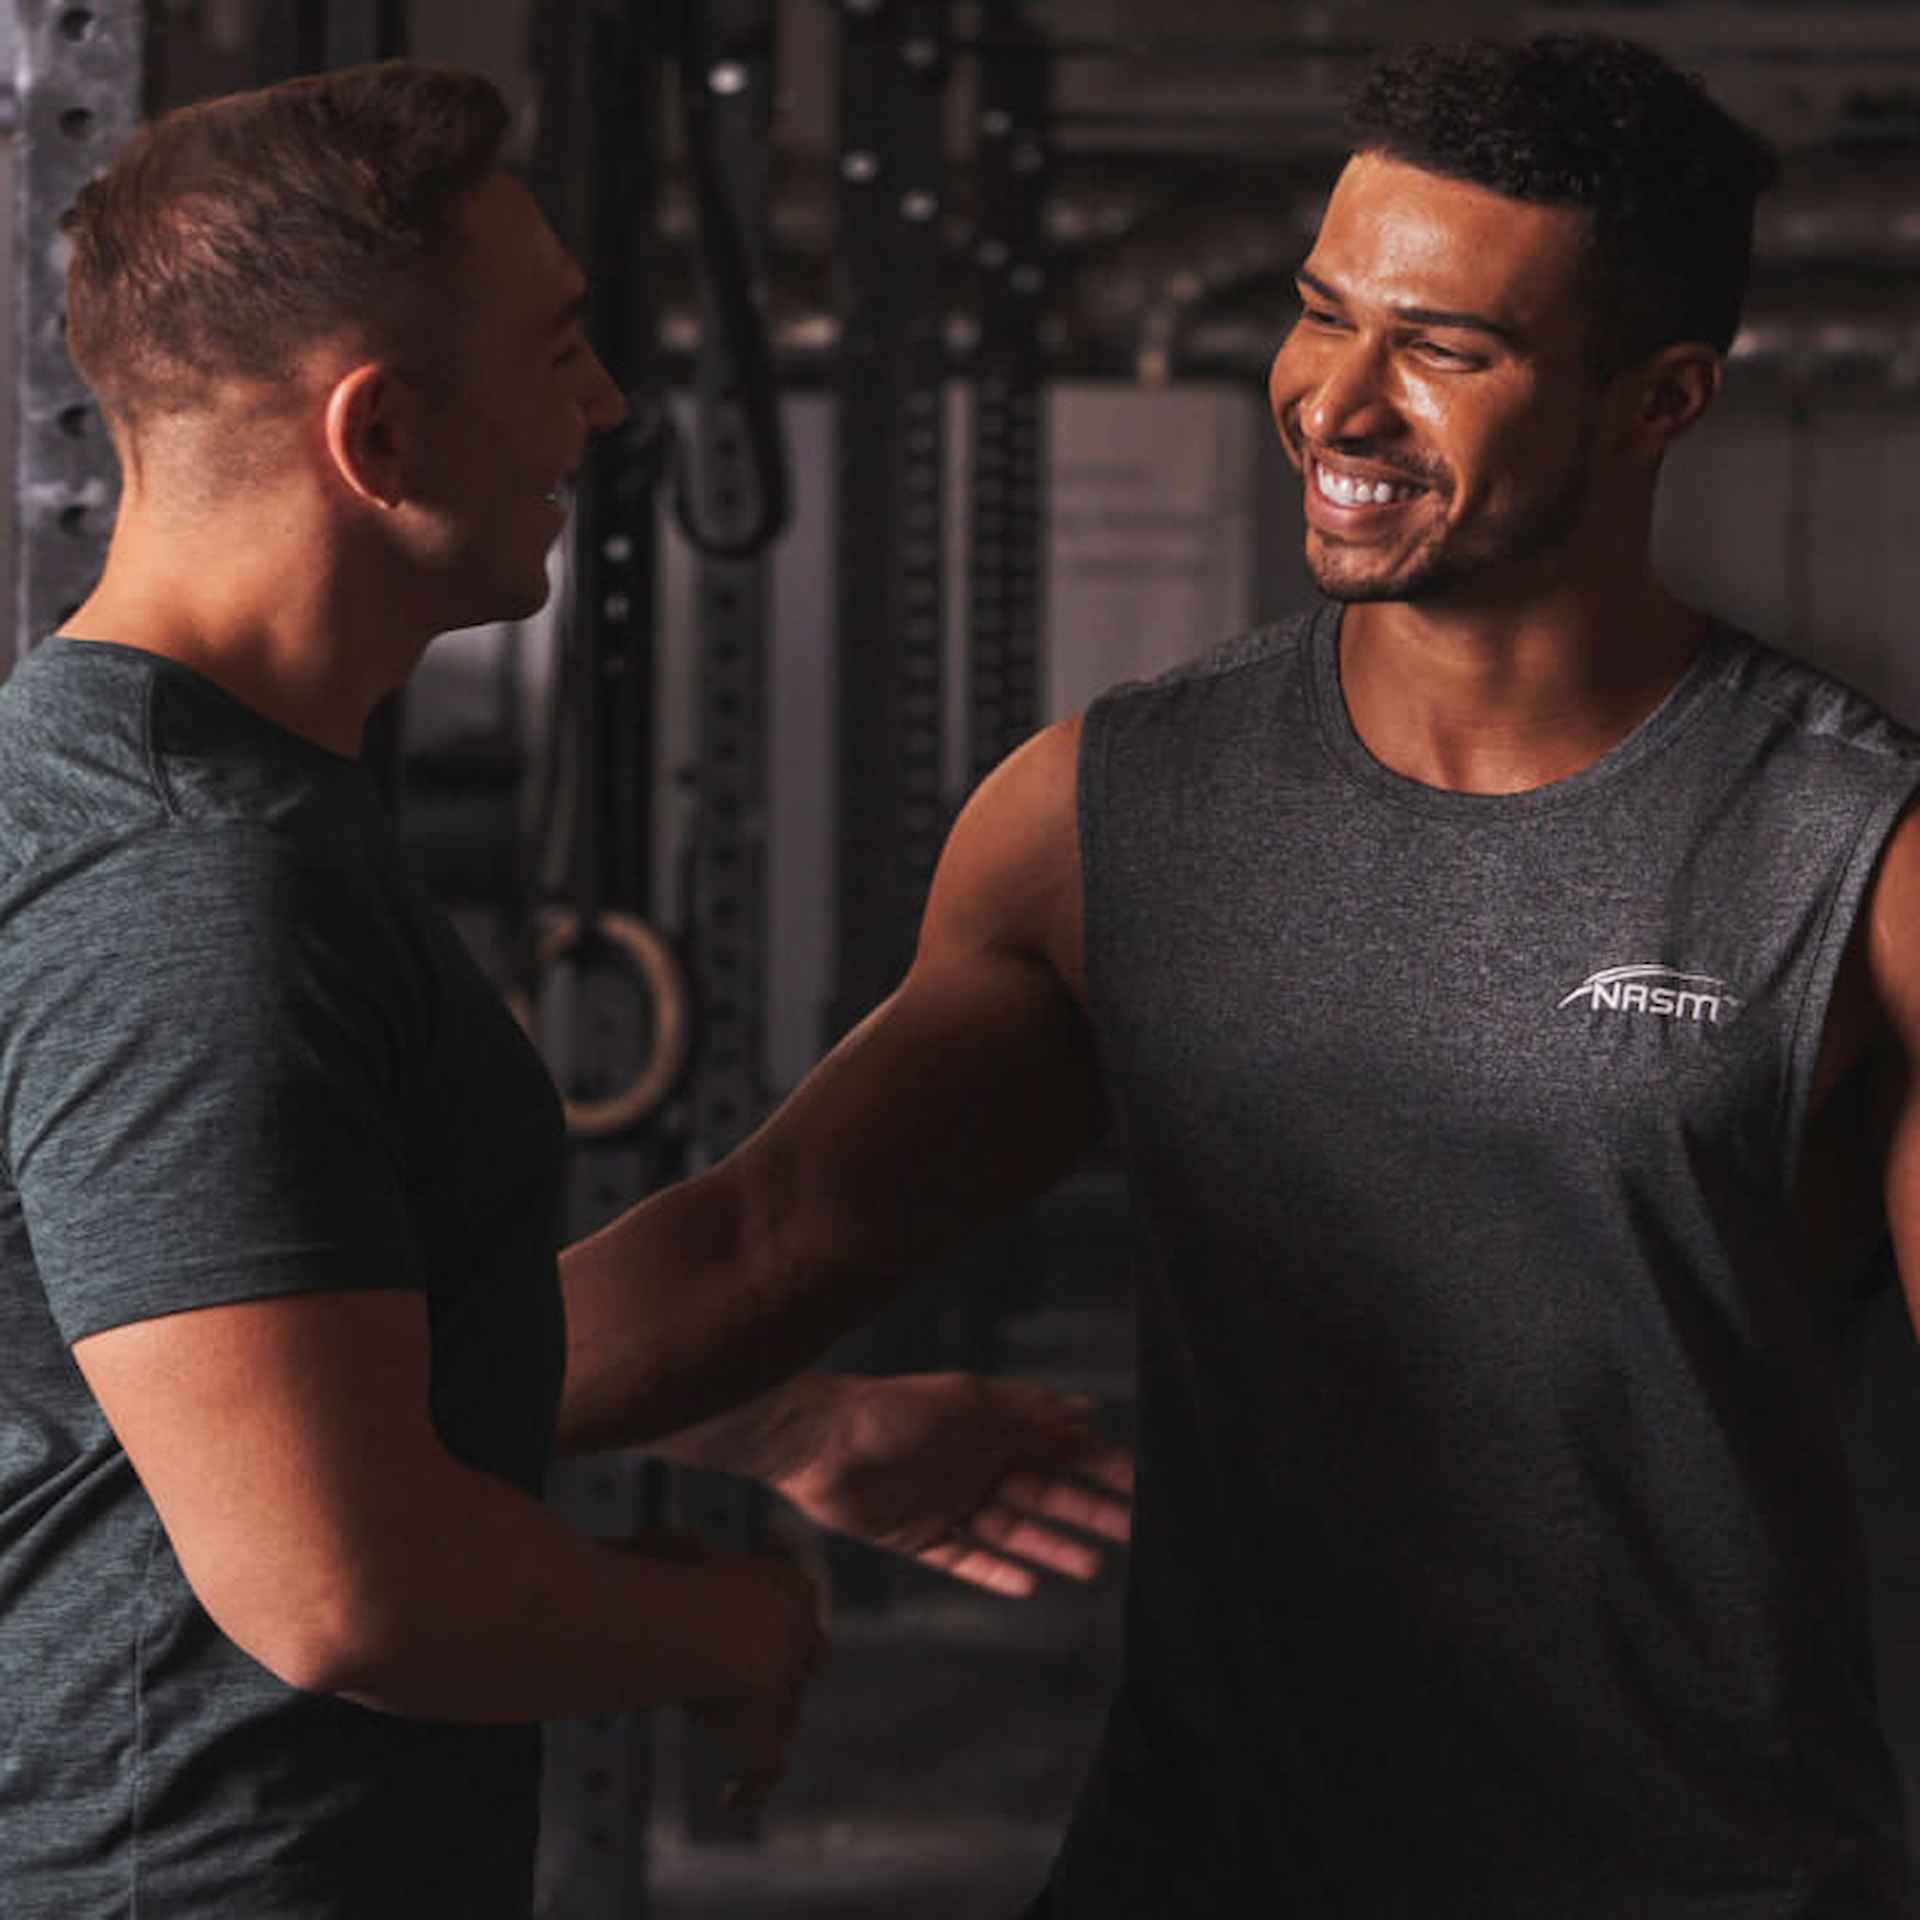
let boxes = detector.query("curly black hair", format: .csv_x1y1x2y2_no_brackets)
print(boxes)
1347,34,1779,374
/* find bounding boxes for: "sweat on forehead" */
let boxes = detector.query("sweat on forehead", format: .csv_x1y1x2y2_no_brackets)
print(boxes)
1341,33,1778,369
1306,153,1597,352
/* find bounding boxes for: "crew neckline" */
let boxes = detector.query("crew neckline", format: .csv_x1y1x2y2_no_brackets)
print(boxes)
1305,599,1731,819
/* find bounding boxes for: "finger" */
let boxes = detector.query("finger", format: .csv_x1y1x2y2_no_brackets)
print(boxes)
1038,1439,1135,1496
917,1509,1107,1591
995,1469,1134,1544
1001,1427,1139,1498
1081,1444,1136,1496
917,1534,1041,1598
967,1500,1107,1580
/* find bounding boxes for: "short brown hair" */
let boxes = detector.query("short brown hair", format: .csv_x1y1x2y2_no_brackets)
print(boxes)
63,60,511,426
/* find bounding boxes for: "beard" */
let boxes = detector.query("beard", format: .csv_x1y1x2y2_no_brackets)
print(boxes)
1300,410,1599,607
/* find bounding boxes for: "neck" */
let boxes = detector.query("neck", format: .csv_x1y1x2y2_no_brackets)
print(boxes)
60,503,432,758
1336,562,1708,796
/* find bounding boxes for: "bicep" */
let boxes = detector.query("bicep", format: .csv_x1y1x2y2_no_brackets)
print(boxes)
13,837,457,1682
737,715,1103,1270
1863,806,1920,1320
71,1289,441,1690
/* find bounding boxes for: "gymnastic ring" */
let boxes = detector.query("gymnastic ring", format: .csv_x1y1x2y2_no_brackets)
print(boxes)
508,907,691,1139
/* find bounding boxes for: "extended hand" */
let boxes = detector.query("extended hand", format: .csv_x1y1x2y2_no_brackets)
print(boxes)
771,1372,1134,1597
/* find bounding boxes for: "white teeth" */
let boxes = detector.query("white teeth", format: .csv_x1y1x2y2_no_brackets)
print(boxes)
1316,463,1419,507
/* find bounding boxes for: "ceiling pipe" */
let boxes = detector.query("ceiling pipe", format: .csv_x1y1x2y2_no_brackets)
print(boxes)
645,151,1920,387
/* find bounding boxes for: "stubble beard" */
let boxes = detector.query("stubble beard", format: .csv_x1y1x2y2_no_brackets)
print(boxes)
1305,414,1599,608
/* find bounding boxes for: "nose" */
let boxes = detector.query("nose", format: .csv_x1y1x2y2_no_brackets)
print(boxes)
583,351,629,433
1291,332,1398,451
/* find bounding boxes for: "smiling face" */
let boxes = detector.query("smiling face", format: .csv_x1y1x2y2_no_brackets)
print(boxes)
400,173,627,624
1268,152,1619,608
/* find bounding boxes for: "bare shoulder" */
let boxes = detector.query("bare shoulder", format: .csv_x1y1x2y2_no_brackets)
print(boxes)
1863,799,1920,1039
918,714,1087,1003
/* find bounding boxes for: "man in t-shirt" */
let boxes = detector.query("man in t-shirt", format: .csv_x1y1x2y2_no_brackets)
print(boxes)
0,64,1129,1917
545,32,1920,1920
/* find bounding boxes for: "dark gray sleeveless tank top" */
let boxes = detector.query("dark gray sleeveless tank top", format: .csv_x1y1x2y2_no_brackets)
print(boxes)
1056,602,1920,1917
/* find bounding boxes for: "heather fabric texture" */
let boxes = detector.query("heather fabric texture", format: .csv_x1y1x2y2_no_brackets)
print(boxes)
0,640,567,1917
1052,602,1920,1917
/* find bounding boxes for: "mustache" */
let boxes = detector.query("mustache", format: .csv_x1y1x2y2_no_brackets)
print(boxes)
1282,409,1450,492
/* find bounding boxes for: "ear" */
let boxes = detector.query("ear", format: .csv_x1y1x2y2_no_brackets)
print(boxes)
322,361,419,511
1629,343,1723,454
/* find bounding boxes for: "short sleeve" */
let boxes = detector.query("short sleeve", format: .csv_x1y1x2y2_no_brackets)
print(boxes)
0,825,426,1343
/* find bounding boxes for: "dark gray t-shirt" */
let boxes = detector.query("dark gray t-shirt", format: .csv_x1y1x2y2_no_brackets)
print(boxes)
1057,605,1920,1916
0,640,568,1916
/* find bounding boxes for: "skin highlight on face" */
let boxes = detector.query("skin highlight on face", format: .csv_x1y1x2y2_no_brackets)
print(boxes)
387,172,624,627
1267,152,1616,611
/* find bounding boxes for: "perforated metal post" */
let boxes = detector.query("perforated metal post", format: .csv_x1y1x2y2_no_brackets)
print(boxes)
11,0,143,662
968,2,1050,789
255,1,413,805
526,4,671,1912
669,0,783,1848
687,0,776,1167
827,0,951,1044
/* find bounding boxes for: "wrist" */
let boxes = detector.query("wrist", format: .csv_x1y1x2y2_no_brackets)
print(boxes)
615,1547,785,1706
651,1370,850,1490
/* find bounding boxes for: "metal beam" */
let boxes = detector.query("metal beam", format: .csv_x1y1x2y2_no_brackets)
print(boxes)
525,5,671,1912
11,0,143,663
673,0,782,1852
687,0,777,1165
968,4,1051,790
827,0,952,1043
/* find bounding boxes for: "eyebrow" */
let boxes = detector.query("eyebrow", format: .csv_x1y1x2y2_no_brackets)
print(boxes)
1296,267,1520,348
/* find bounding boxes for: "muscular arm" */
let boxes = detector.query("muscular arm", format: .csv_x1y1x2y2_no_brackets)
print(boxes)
555,715,1105,1459
70,1290,815,1728
1858,806,1920,1324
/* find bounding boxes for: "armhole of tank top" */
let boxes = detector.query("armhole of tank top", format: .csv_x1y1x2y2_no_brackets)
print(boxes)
1778,767,1920,1187
1075,697,1116,1042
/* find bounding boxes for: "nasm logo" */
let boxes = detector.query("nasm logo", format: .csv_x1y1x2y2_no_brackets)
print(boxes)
1557,965,1741,1025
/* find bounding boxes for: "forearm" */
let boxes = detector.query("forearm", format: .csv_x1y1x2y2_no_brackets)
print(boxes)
553,949,1105,1460
306,1453,775,1723
553,1161,903,1459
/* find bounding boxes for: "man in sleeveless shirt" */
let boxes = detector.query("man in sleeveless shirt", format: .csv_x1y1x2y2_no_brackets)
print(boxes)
556,31,1920,1918
0,65,1131,1916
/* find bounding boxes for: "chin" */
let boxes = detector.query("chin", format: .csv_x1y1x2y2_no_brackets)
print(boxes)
1307,530,1462,606
484,563,557,625
1307,544,1411,605
437,576,552,639
512,569,557,619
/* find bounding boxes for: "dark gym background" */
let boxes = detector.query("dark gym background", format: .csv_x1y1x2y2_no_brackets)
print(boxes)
6,3,1920,1913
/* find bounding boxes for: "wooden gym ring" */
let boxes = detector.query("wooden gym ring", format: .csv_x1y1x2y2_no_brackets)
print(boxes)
510,907,691,1139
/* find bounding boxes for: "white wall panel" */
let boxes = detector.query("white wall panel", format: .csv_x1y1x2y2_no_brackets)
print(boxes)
659,384,1270,1090
1653,406,1798,651
1043,381,1264,717
1656,399,1920,729
1803,413,1920,727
